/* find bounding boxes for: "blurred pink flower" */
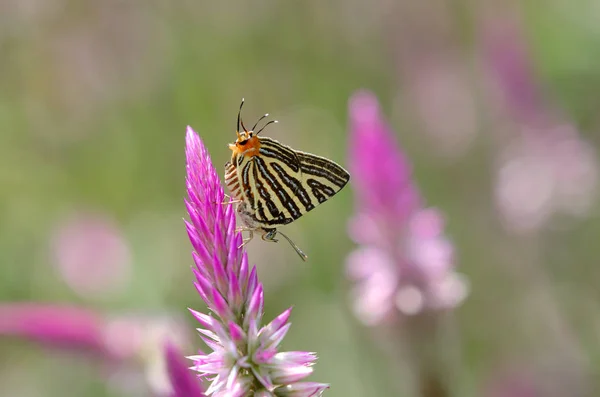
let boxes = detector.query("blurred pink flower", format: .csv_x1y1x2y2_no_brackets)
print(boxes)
482,362,591,397
165,341,207,397
346,91,468,325
495,126,598,232
104,314,191,396
0,303,191,396
483,19,543,125
50,211,132,299
403,58,478,158
483,18,599,233
484,369,539,397
0,302,111,355
183,127,328,396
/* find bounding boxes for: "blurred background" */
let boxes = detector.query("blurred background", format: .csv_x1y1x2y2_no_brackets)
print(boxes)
1,0,600,396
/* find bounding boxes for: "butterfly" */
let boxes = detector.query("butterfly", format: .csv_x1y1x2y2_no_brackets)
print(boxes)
224,99,350,260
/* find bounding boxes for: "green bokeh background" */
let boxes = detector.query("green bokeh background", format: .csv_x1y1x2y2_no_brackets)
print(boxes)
1,1,600,396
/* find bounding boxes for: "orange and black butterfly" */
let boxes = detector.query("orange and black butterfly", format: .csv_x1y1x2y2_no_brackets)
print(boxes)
224,99,350,260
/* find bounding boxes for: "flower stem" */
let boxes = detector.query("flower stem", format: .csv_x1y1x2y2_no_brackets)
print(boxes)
405,314,457,397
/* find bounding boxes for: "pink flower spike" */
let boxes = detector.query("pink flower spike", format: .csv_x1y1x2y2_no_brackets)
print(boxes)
183,126,328,395
270,364,314,384
260,308,293,341
238,253,249,288
274,382,330,397
348,91,421,224
274,351,318,366
210,288,234,323
184,220,207,261
254,347,277,364
346,91,468,324
197,334,221,352
210,251,228,296
164,341,207,397
184,200,210,241
0,303,107,355
246,266,259,301
226,214,240,268
0,303,195,395
245,284,264,328
187,309,215,330
227,270,243,312
224,370,248,397
191,268,212,299
483,19,599,232
228,322,246,344
264,323,292,351
192,282,209,304
482,18,542,124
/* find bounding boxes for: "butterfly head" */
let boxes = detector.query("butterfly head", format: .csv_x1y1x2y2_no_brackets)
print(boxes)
229,98,278,158
229,130,259,158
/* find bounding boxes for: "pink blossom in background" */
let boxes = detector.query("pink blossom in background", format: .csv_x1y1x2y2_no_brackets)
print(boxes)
346,91,468,325
103,314,191,396
482,363,591,397
183,127,328,396
483,17,599,233
483,18,543,125
51,211,132,300
495,126,598,232
0,303,111,355
402,58,478,158
484,368,539,397
0,303,191,396
165,341,207,397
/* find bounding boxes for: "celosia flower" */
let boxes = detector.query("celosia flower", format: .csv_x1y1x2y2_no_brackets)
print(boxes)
483,18,599,233
50,211,132,300
0,302,190,395
0,303,113,355
494,126,598,232
183,127,328,396
165,341,208,397
346,91,468,325
483,18,542,124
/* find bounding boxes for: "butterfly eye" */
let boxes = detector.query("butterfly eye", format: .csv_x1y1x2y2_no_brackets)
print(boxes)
238,139,249,145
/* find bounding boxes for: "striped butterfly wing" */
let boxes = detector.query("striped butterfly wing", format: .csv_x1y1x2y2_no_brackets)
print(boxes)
225,146,294,227
250,137,350,226
296,150,350,205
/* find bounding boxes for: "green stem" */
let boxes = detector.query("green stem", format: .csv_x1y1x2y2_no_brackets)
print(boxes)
405,313,456,397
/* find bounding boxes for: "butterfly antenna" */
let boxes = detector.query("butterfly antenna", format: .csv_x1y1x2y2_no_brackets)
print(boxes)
237,98,245,138
276,230,308,261
251,113,269,132
240,118,248,133
256,120,278,136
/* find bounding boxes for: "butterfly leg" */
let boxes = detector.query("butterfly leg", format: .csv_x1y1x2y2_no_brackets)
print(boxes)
219,194,242,205
236,227,255,249
261,229,279,243
262,229,308,262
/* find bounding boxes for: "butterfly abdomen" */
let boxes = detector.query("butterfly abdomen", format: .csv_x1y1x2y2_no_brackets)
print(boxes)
225,160,243,201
